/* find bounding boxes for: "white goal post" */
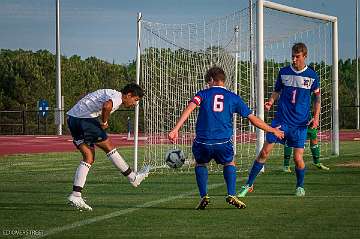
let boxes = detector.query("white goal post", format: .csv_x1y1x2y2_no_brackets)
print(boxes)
134,0,339,172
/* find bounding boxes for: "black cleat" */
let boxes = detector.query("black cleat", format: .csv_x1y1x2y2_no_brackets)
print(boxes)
226,195,246,209
195,195,210,210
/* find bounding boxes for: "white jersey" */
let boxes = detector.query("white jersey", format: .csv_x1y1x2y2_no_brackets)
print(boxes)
67,89,122,118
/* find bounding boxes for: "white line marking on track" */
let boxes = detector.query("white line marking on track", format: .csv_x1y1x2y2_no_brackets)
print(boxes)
35,137,59,139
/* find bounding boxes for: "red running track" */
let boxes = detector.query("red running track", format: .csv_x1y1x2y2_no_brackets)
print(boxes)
0,131,359,156
0,134,145,156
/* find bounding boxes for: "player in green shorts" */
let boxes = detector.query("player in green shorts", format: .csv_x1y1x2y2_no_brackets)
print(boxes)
283,117,329,172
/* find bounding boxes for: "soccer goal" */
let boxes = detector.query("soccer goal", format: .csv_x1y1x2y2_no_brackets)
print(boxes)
134,0,339,173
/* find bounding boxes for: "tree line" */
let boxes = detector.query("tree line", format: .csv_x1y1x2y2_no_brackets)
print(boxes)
0,49,358,131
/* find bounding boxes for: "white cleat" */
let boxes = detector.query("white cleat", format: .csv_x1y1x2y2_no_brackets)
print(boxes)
130,165,150,187
68,194,93,211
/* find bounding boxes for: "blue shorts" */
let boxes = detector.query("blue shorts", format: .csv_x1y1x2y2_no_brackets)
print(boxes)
67,116,108,148
192,139,234,165
266,119,307,148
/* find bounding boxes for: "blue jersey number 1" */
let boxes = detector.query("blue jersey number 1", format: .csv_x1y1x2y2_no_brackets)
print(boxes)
291,90,297,104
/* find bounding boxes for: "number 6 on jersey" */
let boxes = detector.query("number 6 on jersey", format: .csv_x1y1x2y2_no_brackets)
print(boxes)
213,94,224,112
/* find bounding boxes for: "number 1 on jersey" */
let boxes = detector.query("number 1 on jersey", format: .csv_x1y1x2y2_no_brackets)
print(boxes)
213,94,224,112
291,90,297,104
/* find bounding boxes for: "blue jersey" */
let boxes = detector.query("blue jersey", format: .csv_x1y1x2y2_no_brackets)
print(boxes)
274,65,320,127
190,86,251,143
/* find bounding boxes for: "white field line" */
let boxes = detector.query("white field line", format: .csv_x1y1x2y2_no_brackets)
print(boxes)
25,181,228,239
23,175,360,239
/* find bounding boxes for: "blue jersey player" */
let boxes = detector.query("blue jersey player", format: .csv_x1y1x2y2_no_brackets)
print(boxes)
168,66,284,210
238,42,321,197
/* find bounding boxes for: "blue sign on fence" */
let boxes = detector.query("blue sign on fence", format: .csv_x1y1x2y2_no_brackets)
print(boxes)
38,99,49,118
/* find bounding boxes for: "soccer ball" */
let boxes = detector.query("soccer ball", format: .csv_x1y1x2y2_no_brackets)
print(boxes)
165,149,186,169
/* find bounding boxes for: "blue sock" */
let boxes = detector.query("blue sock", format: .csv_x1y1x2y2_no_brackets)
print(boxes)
223,165,237,196
246,160,264,186
295,167,305,188
195,166,208,197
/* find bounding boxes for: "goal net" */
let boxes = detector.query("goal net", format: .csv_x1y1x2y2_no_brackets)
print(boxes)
138,1,337,172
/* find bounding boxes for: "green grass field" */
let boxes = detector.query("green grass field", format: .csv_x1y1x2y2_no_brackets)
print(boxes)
0,142,360,238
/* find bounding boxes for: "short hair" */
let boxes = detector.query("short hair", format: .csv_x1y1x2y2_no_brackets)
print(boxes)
121,83,144,98
204,66,226,83
292,42,308,56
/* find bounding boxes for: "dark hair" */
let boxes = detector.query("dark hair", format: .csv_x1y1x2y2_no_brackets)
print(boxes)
204,66,226,83
121,83,144,98
292,42,308,56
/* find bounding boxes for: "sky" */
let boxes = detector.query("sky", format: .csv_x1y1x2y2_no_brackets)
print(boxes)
0,0,357,64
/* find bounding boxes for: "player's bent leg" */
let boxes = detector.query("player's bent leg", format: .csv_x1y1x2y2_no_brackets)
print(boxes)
293,148,305,169
257,141,275,163
293,148,306,196
195,164,210,210
193,141,212,209
98,140,149,187
195,163,210,210
223,161,237,196
68,144,94,210
79,144,95,165
238,142,274,198
195,163,209,201
220,142,237,197
96,138,114,153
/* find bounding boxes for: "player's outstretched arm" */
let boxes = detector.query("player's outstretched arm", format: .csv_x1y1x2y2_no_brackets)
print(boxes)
264,91,280,111
248,114,284,139
168,102,197,143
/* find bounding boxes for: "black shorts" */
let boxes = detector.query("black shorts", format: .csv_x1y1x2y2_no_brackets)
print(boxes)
67,116,108,148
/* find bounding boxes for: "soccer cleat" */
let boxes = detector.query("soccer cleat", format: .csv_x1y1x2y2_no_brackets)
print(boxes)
283,166,292,173
237,184,253,197
68,194,93,211
226,195,246,209
313,162,330,171
195,195,210,210
295,187,306,197
130,165,150,187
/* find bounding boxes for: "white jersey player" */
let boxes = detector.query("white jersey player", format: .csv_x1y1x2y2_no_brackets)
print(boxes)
66,83,150,211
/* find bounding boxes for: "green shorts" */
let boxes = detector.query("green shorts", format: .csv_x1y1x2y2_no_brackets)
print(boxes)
307,127,318,140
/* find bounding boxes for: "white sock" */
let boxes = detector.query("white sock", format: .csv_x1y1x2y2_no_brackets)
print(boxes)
106,149,136,181
71,191,81,197
73,161,91,192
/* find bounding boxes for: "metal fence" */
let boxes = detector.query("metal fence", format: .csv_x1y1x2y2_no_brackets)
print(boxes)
0,109,137,135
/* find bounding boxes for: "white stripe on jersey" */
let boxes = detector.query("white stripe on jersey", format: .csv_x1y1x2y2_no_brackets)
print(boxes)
281,75,315,90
